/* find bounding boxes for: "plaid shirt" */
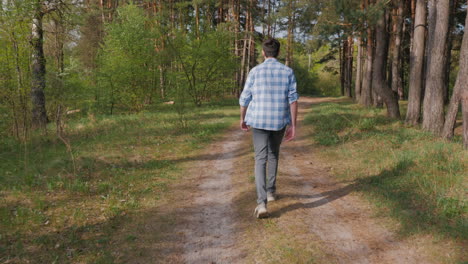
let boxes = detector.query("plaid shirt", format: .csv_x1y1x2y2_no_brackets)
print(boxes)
239,58,299,131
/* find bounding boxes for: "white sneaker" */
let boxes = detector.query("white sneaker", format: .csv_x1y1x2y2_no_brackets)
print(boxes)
267,192,276,202
254,203,268,219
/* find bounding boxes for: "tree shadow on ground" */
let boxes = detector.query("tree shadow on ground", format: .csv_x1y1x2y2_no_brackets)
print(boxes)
269,159,412,219
272,153,466,241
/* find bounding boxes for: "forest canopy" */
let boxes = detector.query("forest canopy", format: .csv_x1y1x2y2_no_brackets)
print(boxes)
0,0,467,146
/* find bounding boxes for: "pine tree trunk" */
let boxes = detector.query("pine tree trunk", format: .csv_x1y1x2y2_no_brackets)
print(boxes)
195,3,200,39
340,40,345,96
391,0,404,100
268,0,272,37
31,2,48,129
360,0,374,106
422,0,451,135
372,7,400,118
285,0,294,67
463,92,468,149
443,0,458,104
248,0,256,70
345,36,353,98
355,37,363,99
159,65,165,99
406,0,427,125
100,0,105,23
442,8,468,140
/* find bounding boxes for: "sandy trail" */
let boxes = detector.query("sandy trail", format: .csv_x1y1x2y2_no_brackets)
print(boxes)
180,129,247,263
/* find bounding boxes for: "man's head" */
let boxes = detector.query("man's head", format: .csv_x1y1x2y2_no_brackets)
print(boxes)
262,38,280,58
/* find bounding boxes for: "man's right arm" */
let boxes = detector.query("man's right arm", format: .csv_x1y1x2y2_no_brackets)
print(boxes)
240,106,249,131
239,69,255,131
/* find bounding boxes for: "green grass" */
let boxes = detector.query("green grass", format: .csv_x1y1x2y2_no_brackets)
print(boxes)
0,99,238,263
305,99,467,242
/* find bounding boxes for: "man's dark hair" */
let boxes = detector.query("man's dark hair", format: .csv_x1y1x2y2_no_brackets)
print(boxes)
262,38,280,58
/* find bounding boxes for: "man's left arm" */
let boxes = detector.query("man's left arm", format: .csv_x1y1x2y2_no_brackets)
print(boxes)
284,71,299,142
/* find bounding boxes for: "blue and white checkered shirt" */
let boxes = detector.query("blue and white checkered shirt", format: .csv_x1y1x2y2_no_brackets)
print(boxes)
239,58,299,131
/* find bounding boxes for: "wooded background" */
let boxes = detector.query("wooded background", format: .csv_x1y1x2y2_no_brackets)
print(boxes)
0,0,467,147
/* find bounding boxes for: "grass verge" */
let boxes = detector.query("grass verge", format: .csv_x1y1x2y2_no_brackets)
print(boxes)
0,99,238,263
304,99,467,257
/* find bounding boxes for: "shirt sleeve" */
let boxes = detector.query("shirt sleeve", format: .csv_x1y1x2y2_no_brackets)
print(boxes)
239,69,254,107
288,71,299,104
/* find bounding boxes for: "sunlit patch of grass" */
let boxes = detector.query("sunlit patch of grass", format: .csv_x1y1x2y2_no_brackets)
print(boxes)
0,100,238,263
305,99,467,247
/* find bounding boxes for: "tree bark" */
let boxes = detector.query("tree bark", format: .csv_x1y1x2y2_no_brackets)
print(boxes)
159,65,165,99
442,7,468,140
391,0,404,99
372,6,400,118
360,0,374,106
355,37,363,100
31,1,48,129
405,0,426,125
267,0,272,37
345,36,353,98
443,0,458,104
463,92,468,149
340,39,345,96
195,3,200,39
285,0,294,67
422,0,451,135
248,0,256,70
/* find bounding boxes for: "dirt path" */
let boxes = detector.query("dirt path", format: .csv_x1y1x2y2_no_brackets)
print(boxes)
180,129,247,263
127,97,436,263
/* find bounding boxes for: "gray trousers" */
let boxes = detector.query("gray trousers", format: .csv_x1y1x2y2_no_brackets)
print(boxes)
252,127,286,205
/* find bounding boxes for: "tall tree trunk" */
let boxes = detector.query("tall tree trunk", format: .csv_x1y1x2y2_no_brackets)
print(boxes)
405,0,427,125
100,0,105,23
285,0,294,67
239,38,248,88
195,3,200,39
372,6,400,118
248,0,256,70
10,32,26,139
267,0,272,37
360,0,374,106
159,65,165,99
230,0,242,95
442,7,468,140
463,92,468,149
345,36,353,98
400,7,409,99
339,39,345,96
443,0,458,104
422,0,451,135
355,37,363,100
410,0,416,23
391,0,404,100
31,2,48,129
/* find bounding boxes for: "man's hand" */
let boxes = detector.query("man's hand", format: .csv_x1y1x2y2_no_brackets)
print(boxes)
240,106,249,131
283,126,296,142
240,120,249,131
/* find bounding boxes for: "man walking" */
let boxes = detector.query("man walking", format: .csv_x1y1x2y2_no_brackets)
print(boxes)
239,38,298,219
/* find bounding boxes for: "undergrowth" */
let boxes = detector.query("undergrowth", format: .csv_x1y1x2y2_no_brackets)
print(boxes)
0,100,238,263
